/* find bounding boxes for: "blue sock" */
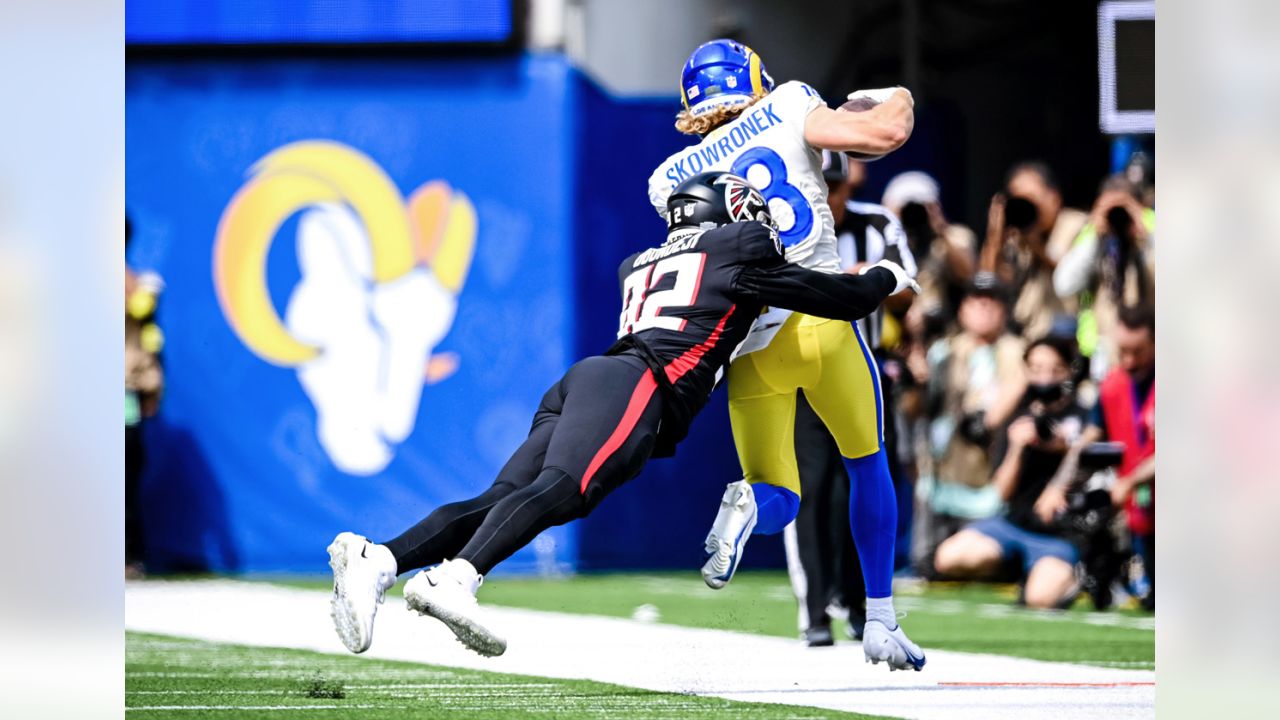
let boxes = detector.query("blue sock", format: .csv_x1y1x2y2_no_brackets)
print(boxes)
751,483,799,535
844,447,897,598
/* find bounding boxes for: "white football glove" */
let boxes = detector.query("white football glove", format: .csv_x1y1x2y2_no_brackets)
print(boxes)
846,87,909,106
859,259,921,295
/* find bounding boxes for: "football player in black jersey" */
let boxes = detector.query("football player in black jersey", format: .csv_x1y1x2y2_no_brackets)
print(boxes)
326,172,918,658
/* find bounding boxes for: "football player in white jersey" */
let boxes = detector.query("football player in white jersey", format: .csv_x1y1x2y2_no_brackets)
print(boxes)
648,39,924,671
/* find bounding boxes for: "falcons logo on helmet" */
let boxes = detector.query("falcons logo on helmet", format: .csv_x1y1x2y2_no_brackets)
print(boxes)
766,224,783,255
714,173,768,225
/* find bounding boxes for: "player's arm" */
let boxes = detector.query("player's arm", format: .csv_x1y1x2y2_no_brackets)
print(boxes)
802,88,914,155
735,259,911,322
1112,453,1155,506
1034,423,1105,524
989,422,1025,502
728,221,916,320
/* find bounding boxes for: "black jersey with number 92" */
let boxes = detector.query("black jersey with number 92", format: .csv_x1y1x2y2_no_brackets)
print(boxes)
605,221,896,456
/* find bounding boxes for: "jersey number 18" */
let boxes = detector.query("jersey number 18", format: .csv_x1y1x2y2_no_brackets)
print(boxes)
731,147,812,247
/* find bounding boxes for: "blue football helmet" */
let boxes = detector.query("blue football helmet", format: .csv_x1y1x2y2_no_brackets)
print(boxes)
680,39,775,118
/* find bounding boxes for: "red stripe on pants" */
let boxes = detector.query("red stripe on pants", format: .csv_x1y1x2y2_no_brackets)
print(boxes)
580,370,658,493
663,305,736,384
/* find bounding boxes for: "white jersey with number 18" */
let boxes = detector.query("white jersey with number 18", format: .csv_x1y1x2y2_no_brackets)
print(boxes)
648,80,838,355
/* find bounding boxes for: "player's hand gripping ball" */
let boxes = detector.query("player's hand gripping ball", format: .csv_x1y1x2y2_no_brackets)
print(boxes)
838,87,905,162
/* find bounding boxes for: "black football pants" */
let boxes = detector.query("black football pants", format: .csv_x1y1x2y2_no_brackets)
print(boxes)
384,354,663,575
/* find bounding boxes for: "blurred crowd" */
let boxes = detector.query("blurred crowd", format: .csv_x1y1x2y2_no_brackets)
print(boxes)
790,150,1155,642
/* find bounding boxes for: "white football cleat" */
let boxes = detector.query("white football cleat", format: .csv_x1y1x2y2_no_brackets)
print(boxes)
405,558,507,657
327,532,397,654
862,618,926,671
701,480,758,589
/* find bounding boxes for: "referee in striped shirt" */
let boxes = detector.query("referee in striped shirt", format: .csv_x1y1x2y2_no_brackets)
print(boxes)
784,151,918,646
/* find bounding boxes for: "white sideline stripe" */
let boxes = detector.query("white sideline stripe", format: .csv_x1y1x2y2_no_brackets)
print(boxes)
126,580,1154,720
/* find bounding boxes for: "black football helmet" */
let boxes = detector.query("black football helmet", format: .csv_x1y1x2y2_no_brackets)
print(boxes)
666,172,773,232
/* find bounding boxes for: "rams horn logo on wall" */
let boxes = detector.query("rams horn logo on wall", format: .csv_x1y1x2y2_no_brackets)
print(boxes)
213,140,476,475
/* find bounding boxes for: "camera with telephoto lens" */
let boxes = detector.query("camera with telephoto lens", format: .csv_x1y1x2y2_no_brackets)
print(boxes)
1057,480,1120,609
958,410,992,447
1079,441,1125,471
1106,205,1135,240
1024,381,1072,441
1025,381,1069,405
1004,196,1039,231
1058,441,1128,609
899,201,933,244
1032,414,1055,442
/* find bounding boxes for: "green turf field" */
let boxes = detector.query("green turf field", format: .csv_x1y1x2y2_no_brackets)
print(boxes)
271,570,1154,669
126,632,889,719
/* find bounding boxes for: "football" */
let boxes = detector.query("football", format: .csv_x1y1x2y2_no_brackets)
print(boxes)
838,97,887,161
840,96,880,113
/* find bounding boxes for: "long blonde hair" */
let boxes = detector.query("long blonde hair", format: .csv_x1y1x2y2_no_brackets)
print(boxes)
674,93,766,136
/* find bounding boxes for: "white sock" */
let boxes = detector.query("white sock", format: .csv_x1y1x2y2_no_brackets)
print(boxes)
866,596,896,627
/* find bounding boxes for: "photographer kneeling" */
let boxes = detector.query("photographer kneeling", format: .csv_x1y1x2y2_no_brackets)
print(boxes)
933,336,1087,608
